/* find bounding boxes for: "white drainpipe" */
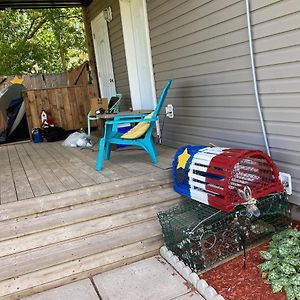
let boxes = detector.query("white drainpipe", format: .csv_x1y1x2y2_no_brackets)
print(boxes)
245,0,271,157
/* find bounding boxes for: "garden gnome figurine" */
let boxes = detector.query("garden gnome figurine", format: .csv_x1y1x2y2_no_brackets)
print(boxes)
41,110,47,124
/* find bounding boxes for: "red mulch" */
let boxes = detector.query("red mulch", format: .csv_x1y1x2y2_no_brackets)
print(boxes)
200,222,300,300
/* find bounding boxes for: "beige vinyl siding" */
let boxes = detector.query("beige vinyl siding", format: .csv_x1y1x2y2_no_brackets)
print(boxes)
147,0,300,204
86,0,131,110
252,0,300,204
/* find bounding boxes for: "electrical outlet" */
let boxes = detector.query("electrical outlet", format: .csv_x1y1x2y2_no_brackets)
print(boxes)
279,172,292,195
165,104,174,118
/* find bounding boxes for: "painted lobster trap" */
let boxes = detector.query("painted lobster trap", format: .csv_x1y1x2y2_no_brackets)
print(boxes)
173,145,284,212
158,192,290,272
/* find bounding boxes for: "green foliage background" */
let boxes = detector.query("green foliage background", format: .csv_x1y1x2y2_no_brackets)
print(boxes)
0,8,88,76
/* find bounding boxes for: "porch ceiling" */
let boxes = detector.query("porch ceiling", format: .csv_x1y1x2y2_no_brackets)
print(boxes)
0,0,91,9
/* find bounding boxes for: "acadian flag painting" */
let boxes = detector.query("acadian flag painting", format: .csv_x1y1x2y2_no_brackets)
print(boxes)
173,145,283,212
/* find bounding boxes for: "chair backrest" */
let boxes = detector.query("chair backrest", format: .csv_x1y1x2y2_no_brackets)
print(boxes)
153,80,172,118
108,93,122,113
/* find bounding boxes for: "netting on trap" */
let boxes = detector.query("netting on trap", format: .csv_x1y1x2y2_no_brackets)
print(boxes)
158,192,290,272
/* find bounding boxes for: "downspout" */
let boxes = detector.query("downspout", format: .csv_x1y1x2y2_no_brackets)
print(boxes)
245,0,271,156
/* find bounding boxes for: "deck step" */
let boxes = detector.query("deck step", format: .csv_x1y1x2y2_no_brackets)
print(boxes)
0,182,181,299
0,187,178,243
0,169,172,221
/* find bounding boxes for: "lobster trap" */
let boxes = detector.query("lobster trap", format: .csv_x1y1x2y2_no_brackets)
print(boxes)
158,192,290,272
173,145,283,212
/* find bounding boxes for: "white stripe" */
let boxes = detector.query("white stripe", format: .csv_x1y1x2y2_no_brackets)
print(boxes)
189,173,207,182
189,179,206,190
190,189,208,205
190,164,209,172
189,147,227,204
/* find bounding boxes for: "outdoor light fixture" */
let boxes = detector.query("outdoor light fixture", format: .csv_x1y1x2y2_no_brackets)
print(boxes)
103,7,112,22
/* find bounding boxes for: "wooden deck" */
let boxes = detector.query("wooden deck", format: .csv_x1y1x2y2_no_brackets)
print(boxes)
0,141,180,299
0,141,174,205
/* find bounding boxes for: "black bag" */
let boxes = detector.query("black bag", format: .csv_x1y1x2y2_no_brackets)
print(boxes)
42,126,68,142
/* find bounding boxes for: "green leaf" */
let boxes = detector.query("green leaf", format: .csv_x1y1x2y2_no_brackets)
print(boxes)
260,250,273,260
293,285,300,300
271,280,283,293
285,237,299,247
278,277,290,287
285,257,300,267
291,274,300,286
285,285,296,300
258,260,274,272
279,263,297,275
285,229,300,238
268,270,280,281
293,247,300,254
279,244,293,256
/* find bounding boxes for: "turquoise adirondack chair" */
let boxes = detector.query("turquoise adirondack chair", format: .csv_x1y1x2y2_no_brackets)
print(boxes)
96,80,172,171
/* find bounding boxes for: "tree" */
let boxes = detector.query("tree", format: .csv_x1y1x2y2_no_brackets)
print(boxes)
0,8,88,76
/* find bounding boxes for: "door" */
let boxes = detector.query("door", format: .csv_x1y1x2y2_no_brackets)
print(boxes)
91,12,116,98
119,0,157,110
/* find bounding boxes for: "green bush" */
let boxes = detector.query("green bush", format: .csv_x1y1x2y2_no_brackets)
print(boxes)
258,229,300,300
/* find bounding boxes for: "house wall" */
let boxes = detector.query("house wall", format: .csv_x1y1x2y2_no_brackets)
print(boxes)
84,0,131,110
147,0,300,205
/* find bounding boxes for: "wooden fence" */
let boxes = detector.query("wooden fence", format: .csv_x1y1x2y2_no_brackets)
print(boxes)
0,62,93,90
1,62,99,138
0,73,68,91
23,84,96,134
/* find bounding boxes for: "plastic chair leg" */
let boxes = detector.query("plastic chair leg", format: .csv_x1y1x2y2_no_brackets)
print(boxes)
87,117,91,138
105,142,112,160
145,140,157,164
96,138,105,171
151,137,158,157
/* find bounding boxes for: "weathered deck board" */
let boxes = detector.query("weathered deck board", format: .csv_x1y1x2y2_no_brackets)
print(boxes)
0,219,161,281
0,199,178,258
15,144,50,197
7,145,34,200
49,143,106,185
67,143,135,180
0,237,162,299
0,169,172,221
0,146,17,204
0,141,174,205
49,143,97,186
0,187,177,242
22,143,67,193
31,142,82,190
38,143,82,190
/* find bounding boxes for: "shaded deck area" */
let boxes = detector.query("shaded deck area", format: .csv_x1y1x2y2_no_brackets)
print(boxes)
0,141,174,205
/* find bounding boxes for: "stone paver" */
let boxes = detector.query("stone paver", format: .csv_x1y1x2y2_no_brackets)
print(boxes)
93,256,204,300
22,279,99,300
174,292,205,299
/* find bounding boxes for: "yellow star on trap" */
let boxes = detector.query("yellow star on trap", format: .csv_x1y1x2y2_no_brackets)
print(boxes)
177,148,190,169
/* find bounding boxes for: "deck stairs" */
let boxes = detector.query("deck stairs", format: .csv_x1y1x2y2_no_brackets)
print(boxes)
0,170,181,299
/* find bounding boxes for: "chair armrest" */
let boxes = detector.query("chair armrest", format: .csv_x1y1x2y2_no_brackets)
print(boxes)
114,113,147,121
105,117,157,135
105,117,156,126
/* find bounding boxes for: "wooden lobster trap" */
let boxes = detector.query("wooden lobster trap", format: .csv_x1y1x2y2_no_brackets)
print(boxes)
173,145,283,212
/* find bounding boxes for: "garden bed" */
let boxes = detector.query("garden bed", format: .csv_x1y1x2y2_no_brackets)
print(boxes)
200,222,300,300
